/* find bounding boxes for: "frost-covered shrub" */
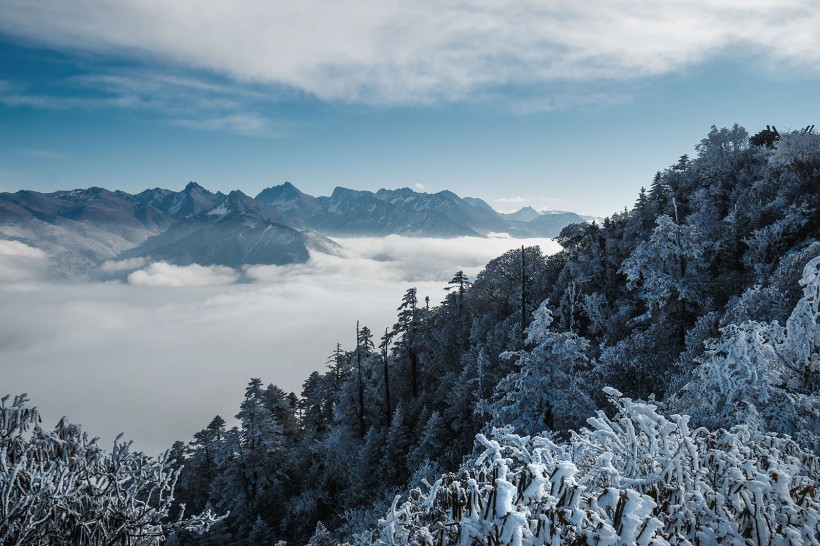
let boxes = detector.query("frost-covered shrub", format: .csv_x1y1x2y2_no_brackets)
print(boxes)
768,130,820,170
783,255,820,390
378,391,820,546
679,256,820,451
0,394,221,546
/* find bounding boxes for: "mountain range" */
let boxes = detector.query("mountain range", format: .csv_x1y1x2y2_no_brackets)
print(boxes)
0,182,591,277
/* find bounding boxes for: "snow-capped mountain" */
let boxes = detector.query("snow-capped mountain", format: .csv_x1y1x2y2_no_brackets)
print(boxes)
136,181,225,220
122,190,335,267
0,182,589,277
254,181,321,224
257,183,582,238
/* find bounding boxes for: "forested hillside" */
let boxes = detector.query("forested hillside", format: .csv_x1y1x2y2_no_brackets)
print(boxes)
2,125,819,544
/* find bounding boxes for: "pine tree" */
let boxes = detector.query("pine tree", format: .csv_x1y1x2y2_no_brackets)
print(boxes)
445,271,471,314
394,288,420,397
380,328,393,425
355,321,366,438
381,403,413,484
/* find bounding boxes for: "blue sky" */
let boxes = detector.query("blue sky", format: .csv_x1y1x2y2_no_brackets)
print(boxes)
1,1,819,217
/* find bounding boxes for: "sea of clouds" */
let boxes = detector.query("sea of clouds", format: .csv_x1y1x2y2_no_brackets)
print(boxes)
0,235,560,455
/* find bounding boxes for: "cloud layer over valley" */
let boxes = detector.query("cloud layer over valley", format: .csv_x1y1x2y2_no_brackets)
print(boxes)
1,235,559,454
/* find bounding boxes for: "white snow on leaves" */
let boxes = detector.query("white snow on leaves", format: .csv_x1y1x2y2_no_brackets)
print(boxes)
382,395,820,545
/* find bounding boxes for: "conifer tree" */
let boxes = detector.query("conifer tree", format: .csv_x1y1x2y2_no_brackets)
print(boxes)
380,328,393,425
394,288,420,397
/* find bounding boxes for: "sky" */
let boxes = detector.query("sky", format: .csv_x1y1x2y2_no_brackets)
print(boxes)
1,1,819,217
1,235,561,455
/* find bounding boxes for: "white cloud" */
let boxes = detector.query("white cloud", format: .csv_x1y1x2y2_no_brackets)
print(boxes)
335,235,561,280
169,113,277,137
127,262,239,286
246,235,560,284
0,236,559,454
0,1,817,105
0,70,285,136
0,239,48,258
101,257,147,274
0,240,50,282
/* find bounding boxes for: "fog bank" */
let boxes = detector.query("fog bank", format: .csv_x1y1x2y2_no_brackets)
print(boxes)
1,236,559,454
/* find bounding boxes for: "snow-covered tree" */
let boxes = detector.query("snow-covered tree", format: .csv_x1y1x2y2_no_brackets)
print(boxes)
393,288,421,397
492,302,594,434
0,394,220,545
782,255,820,391
620,214,705,318
182,415,226,512
679,255,820,451
210,379,289,537
768,128,820,170
444,271,471,314
381,403,413,485
683,320,783,428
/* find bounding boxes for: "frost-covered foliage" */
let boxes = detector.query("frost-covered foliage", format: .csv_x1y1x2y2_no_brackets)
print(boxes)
784,255,820,387
680,256,820,451
768,129,820,170
379,392,820,546
492,303,594,434
0,394,221,546
620,214,705,316
78,124,820,544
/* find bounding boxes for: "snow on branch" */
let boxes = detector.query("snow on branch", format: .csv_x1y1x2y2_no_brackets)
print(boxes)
0,395,224,545
378,393,820,545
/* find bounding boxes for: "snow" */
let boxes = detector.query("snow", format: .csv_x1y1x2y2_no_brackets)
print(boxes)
379,392,820,545
167,194,185,216
207,201,231,217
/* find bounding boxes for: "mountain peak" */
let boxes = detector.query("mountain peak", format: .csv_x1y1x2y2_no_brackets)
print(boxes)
255,182,319,217
207,190,255,215
393,187,417,195
330,186,368,199
256,182,302,201
160,182,221,218
501,206,540,223
436,190,458,200
227,189,249,199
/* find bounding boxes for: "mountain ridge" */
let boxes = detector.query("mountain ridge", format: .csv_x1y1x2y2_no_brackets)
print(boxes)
0,182,589,277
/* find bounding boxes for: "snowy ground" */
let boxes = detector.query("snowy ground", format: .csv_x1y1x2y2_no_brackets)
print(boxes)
0,235,559,455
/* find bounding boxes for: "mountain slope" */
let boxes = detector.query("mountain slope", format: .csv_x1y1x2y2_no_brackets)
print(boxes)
0,188,172,276
254,181,321,226
123,190,336,267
